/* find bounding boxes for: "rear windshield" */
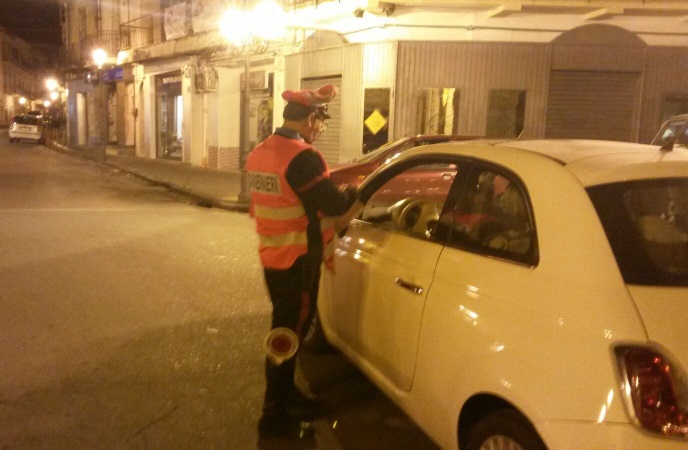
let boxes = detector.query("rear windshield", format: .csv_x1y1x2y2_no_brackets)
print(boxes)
13,116,40,126
587,179,688,286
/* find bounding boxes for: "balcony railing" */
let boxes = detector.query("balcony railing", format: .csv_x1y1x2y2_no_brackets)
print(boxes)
60,46,87,70
120,15,155,50
83,30,122,58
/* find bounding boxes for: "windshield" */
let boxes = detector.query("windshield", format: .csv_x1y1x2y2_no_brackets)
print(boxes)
588,178,688,286
353,138,409,163
14,115,40,126
652,119,688,146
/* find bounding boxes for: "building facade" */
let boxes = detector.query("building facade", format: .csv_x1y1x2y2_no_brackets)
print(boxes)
0,29,47,126
61,0,688,168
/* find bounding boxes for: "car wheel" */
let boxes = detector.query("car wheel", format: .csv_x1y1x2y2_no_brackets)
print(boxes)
302,312,334,354
9,138,15,143
465,409,546,450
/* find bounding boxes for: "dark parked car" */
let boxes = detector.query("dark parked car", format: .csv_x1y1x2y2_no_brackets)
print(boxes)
330,135,479,187
652,113,688,149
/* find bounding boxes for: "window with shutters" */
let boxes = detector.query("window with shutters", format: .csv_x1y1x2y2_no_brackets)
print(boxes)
660,97,688,125
419,88,459,136
486,89,526,138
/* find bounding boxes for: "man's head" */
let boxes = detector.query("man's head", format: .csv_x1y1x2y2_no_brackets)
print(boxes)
281,84,337,144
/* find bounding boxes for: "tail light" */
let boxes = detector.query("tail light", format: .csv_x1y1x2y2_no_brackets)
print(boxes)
615,345,688,438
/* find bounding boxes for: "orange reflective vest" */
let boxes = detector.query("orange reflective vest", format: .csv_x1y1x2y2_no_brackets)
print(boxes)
247,134,335,270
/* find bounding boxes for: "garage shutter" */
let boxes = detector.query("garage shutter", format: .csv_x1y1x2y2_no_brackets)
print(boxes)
546,71,639,142
301,77,342,166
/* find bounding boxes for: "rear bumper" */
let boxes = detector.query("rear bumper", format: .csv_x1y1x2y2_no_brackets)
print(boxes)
539,420,687,449
9,131,43,141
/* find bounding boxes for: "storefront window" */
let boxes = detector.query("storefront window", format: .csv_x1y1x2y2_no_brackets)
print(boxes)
363,88,390,153
487,89,526,138
246,72,273,163
660,96,688,124
156,72,183,160
419,88,459,136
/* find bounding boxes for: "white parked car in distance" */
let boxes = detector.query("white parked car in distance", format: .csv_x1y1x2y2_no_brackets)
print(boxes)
308,139,688,449
9,114,45,144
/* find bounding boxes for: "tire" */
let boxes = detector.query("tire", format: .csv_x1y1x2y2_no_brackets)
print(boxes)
302,312,334,354
465,409,547,450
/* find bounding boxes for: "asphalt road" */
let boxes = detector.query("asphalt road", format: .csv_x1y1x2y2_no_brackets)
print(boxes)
0,135,438,450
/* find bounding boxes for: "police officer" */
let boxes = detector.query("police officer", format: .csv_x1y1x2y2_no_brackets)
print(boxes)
247,84,358,439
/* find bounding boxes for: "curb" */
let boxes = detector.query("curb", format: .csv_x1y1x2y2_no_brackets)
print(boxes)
48,141,250,213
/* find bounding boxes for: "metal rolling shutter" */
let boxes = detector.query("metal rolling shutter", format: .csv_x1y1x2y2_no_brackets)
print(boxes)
546,71,639,142
302,77,342,166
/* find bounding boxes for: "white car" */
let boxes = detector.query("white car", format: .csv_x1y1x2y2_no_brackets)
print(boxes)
9,114,45,144
308,139,688,449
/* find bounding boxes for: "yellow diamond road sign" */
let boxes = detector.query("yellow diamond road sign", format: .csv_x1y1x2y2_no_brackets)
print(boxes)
365,109,387,135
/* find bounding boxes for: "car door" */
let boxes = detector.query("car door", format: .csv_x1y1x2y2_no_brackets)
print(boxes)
332,156,468,391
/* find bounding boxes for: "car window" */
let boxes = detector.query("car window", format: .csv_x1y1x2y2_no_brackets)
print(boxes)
13,116,40,126
588,178,688,286
358,160,461,242
446,165,537,265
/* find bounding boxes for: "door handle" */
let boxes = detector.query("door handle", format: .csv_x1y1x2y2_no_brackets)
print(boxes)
395,278,424,295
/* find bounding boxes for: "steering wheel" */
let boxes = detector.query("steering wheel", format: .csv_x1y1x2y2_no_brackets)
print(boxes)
397,199,439,234
388,198,416,225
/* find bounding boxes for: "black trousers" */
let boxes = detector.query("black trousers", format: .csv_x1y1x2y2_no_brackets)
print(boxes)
262,253,321,416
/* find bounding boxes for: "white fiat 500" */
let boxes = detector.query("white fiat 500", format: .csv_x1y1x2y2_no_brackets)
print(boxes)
309,139,688,450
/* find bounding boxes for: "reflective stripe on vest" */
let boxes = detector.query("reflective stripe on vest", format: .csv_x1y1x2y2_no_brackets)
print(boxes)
247,134,335,270
253,203,306,221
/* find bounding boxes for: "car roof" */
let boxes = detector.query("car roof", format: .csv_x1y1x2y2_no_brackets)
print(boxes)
400,139,688,187
404,134,477,141
662,113,688,121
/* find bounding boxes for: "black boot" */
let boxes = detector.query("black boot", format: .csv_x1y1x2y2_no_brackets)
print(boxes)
258,412,315,439
286,385,324,420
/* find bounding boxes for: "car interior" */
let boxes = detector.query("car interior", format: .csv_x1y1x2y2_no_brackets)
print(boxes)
354,158,536,264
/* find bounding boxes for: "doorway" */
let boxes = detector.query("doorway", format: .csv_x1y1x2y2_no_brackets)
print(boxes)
156,72,183,160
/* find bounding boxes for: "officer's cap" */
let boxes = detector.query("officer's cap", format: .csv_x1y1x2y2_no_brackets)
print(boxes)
282,84,337,119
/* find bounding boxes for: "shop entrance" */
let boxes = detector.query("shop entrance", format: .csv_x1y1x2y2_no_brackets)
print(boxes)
156,72,183,160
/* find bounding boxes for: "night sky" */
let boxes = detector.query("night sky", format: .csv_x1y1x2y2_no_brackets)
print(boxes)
0,0,61,47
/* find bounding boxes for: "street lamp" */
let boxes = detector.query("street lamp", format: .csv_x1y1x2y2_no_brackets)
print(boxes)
219,0,286,203
46,78,59,92
92,48,108,69
91,48,109,160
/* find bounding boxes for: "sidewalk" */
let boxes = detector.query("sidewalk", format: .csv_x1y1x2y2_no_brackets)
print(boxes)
49,141,250,213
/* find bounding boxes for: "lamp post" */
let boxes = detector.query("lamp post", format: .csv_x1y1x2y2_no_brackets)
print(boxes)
44,77,68,144
91,48,109,160
18,96,27,113
220,1,286,203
